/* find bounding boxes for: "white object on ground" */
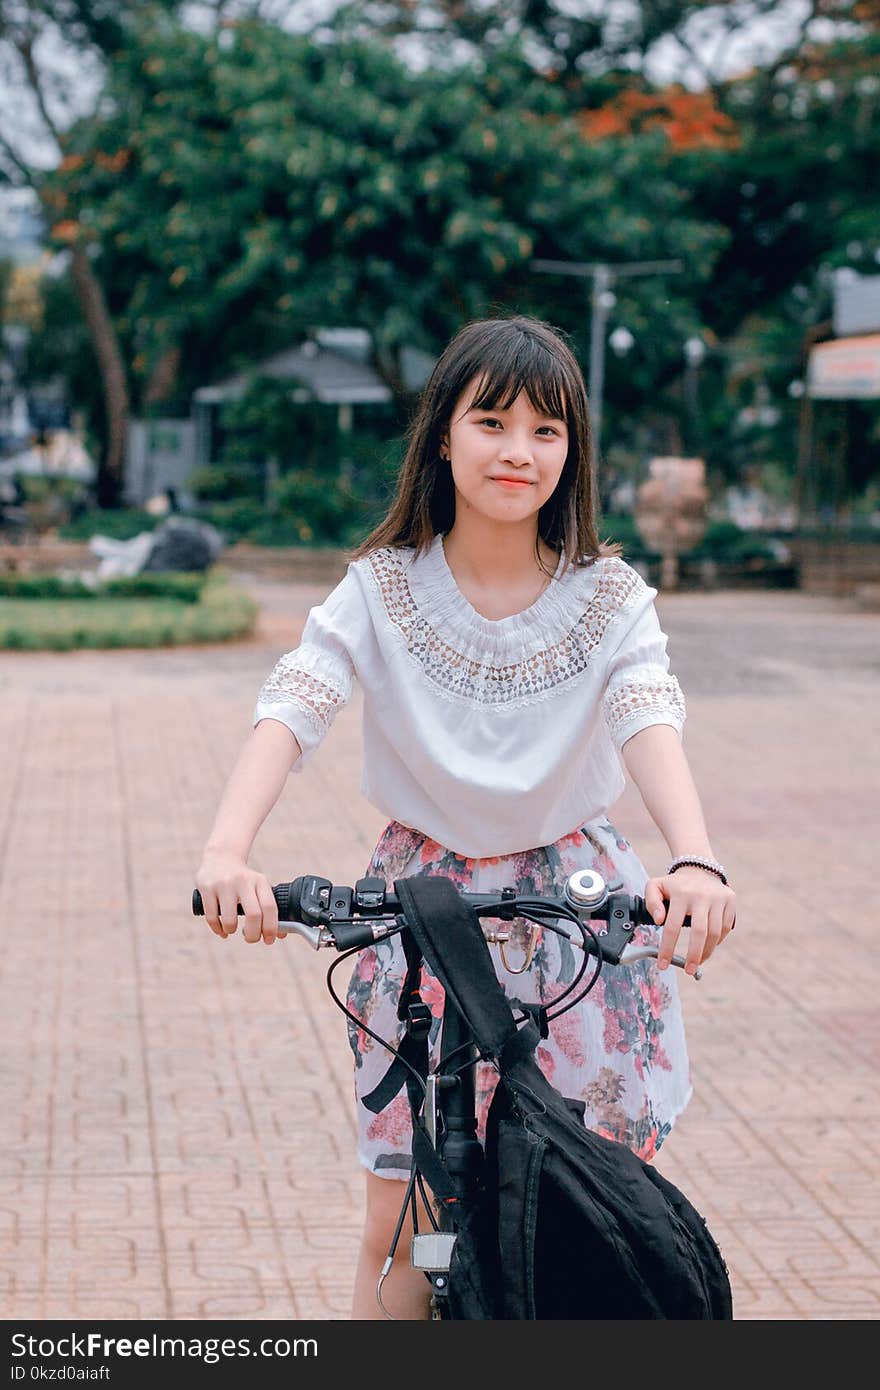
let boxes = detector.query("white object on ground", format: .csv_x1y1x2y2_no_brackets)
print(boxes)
89,531,155,578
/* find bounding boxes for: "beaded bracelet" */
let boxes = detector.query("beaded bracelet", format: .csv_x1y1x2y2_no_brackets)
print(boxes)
667,855,728,886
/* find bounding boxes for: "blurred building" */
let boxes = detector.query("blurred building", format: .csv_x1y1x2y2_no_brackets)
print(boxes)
190,327,435,474
124,327,436,506
801,270,880,525
0,188,44,266
794,271,880,595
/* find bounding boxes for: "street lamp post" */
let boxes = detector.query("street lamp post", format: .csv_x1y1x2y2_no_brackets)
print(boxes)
589,265,616,452
683,335,706,455
606,326,637,513
530,257,683,512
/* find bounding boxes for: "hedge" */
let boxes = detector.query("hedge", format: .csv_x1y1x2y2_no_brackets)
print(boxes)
0,571,256,650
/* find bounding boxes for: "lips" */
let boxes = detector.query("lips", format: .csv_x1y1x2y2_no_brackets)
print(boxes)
490,476,533,487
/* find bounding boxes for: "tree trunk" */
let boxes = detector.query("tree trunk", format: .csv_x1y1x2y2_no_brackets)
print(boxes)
69,242,130,507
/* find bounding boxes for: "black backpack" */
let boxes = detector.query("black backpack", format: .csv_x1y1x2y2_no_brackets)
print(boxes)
381,875,733,1321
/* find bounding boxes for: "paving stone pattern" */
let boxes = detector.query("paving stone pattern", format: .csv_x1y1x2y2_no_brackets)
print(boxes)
1,580,877,1321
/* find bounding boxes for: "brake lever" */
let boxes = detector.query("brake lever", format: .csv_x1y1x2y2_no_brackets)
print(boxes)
619,944,702,980
275,921,332,949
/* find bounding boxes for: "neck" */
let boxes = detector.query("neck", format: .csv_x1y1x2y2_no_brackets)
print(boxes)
442,511,554,586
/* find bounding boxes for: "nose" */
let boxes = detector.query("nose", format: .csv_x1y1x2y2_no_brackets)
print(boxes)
498,432,534,467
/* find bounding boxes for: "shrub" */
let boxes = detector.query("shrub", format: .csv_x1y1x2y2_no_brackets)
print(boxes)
59,508,163,541
188,460,263,502
268,468,357,544
691,521,780,563
0,571,255,649
602,513,783,565
0,572,205,602
15,474,91,532
195,453,399,550
185,373,405,547
600,513,651,560
194,497,273,541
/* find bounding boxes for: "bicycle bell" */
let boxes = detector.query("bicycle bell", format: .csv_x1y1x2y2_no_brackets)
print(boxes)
564,869,608,911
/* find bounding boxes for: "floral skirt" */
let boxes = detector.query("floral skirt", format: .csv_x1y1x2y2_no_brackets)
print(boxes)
345,817,692,1180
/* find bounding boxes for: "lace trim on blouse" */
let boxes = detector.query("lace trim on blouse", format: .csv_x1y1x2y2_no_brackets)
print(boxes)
363,547,646,708
256,646,351,737
603,665,686,745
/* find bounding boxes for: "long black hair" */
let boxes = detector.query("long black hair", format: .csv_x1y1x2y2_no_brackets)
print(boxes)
351,314,619,573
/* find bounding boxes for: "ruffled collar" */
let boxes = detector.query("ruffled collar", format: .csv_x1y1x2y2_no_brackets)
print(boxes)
401,532,602,656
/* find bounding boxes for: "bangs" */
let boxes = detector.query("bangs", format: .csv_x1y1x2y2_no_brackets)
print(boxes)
458,337,571,422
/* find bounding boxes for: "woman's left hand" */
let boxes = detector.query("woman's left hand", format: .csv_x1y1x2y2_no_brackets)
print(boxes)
644,867,737,975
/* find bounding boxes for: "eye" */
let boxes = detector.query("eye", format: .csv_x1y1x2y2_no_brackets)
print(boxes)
477,418,561,435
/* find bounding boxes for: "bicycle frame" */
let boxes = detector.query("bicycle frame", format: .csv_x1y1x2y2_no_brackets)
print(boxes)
410,992,481,1317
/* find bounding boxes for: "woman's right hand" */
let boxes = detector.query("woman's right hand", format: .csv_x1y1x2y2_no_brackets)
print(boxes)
195,848,281,945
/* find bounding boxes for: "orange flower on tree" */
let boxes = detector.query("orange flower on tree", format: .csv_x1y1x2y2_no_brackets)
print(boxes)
50,220,81,243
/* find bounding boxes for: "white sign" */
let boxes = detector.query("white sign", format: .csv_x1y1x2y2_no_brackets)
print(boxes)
834,274,880,337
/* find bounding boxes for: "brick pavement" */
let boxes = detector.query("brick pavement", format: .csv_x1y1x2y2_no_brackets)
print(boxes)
0,576,878,1321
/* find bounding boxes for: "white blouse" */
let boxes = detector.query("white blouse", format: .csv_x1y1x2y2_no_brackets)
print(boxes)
254,534,686,859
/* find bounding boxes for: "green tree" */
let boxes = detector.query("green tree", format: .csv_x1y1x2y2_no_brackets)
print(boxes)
50,19,718,415
676,21,880,489
0,0,182,504
336,1,880,496
18,4,880,512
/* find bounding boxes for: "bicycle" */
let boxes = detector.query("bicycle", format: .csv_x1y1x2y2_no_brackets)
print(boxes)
192,868,698,1319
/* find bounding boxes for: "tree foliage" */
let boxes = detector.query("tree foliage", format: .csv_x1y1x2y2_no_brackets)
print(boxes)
0,0,185,504
47,20,719,415
8,1,880,513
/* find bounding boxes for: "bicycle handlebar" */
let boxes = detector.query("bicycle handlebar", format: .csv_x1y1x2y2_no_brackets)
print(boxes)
192,870,700,976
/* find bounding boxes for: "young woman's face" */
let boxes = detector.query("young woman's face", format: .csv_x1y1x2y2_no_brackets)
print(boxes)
442,377,569,527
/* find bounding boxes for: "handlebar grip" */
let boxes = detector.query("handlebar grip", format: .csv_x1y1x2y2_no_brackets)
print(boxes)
191,888,248,917
191,879,306,921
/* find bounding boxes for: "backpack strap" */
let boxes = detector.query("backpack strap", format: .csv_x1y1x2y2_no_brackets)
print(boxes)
363,875,540,1115
498,1017,543,1070
361,919,429,1114
394,875,520,1060
509,1000,550,1039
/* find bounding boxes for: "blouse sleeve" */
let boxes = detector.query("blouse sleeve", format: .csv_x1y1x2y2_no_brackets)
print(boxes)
253,566,361,771
601,576,686,752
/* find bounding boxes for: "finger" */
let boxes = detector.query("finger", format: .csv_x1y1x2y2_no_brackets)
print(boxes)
198,886,224,939
259,878,279,932
684,905,708,975
701,903,724,963
722,897,737,936
644,877,667,927
256,881,278,944
217,889,240,937
240,886,263,944
657,900,687,970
